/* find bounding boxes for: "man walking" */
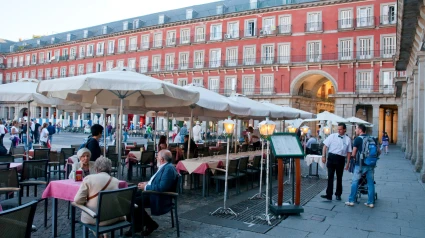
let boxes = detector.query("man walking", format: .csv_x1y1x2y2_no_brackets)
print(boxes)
321,123,352,201
179,124,188,143
47,122,56,143
345,124,379,208
34,120,41,144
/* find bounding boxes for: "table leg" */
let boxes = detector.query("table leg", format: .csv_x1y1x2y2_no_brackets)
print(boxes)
127,162,133,181
277,159,284,206
71,205,76,238
52,198,58,237
202,173,206,197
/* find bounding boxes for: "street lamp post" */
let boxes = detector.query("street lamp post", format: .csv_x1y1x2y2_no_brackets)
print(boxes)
257,117,276,225
210,117,237,217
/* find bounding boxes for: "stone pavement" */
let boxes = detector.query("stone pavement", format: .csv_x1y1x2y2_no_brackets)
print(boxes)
264,145,425,238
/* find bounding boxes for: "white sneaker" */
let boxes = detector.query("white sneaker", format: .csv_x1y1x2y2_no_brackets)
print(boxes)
345,202,354,206
364,203,374,208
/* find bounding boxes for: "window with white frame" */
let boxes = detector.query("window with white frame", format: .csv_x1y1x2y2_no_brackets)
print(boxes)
339,9,353,28
37,69,43,79
152,55,161,72
102,26,108,34
165,54,174,70
64,48,70,58
118,39,126,52
178,78,188,86
107,41,115,54
226,47,238,66
227,22,239,38
12,73,17,81
186,9,193,20
25,55,30,66
339,38,352,60
245,19,257,37
244,46,256,65
30,70,36,79
307,41,321,62
69,66,75,76
166,31,176,46
154,33,162,47
358,36,373,59
307,12,322,31
117,60,124,68
46,51,52,61
86,63,93,74
70,48,76,59
87,44,94,57
31,54,37,64
77,65,84,75
381,4,396,25
7,58,12,68
129,37,137,51
54,50,60,61
141,35,149,49
278,43,290,63
357,6,373,27
60,67,67,78
250,0,258,9
262,44,274,64
158,15,165,24
52,68,58,78
18,56,23,67
96,42,104,55
127,59,135,71
139,57,148,73
180,29,190,44
194,51,204,68
18,72,23,80
209,49,221,68
208,77,220,92
96,62,103,72
45,69,51,79
262,17,275,35
192,77,203,86
261,74,274,95
38,52,44,64
133,19,140,29
216,5,224,14
382,35,396,58
210,24,222,40
279,15,291,33
179,52,189,70
13,57,18,67
381,70,396,93
79,46,85,58
106,61,114,71
163,79,173,84
357,70,373,92
6,73,10,83
242,75,255,95
224,76,236,95
83,30,89,38
195,27,205,42
123,21,129,31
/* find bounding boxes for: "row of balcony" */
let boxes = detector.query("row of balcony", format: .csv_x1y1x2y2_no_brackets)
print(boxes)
6,50,396,71
355,85,396,94
336,16,396,30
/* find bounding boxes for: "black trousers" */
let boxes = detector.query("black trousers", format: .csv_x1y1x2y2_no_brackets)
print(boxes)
253,141,261,149
127,191,157,231
0,134,4,146
326,153,345,198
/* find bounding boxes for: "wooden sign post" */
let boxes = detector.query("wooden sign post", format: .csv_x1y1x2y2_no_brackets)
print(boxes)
270,133,304,215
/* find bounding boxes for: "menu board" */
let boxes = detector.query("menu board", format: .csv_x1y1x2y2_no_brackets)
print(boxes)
270,133,304,158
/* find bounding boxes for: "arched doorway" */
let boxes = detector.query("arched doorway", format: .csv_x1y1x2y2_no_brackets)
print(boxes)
290,70,337,114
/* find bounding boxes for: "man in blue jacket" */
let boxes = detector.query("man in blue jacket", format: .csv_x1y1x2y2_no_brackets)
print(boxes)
125,149,178,236
47,122,56,143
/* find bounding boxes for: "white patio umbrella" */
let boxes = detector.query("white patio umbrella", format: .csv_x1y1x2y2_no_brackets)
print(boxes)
345,116,372,125
0,78,73,160
281,106,316,119
304,111,349,123
259,101,300,119
37,68,200,166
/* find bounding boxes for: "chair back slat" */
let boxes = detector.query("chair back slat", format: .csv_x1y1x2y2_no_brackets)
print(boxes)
228,158,240,175
0,155,14,163
107,154,119,168
0,163,10,170
252,155,262,169
97,186,137,223
238,156,249,172
0,167,19,193
107,146,116,156
0,200,38,238
33,149,50,161
61,148,75,163
21,160,48,182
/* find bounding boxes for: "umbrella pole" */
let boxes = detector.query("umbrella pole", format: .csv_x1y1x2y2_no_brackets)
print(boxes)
26,101,31,161
234,117,238,153
118,99,123,175
103,108,108,157
153,111,158,151
187,107,193,159
166,112,169,147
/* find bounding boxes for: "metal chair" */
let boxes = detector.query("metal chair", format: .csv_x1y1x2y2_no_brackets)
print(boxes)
236,156,250,192
0,155,14,163
71,186,137,238
70,144,81,154
107,153,120,177
10,147,25,161
0,167,21,207
310,143,321,155
0,163,10,170
211,158,240,196
137,151,155,179
32,148,50,161
0,199,39,238
246,155,263,188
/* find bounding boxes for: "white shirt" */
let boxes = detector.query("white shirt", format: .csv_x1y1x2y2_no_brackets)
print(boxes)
0,125,5,134
11,126,19,136
192,125,202,141
30,121,35,132
40,128,49,142
250,129,261,143
147,163,166,186
172,126,178,134
323,133,352,157
173,134,181,143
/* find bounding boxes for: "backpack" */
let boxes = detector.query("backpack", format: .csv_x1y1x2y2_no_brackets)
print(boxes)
360,136,379,166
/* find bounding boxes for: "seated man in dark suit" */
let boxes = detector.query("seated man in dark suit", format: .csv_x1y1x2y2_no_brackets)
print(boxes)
125,149,178,236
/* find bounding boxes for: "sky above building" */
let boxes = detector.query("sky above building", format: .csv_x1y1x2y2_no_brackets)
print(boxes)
0,0,219,42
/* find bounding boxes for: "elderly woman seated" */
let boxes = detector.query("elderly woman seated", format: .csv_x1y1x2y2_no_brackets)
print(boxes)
69,148,96,179
74,156,125,235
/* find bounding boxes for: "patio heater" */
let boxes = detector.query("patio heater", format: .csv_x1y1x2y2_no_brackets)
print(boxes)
210,117,237,217
257,117,276,225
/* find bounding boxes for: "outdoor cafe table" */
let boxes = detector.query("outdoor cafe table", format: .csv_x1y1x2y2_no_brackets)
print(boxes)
175,151,260,197
126,151,143,180
305,154,326,177
42,179,128,237
10,162,22,172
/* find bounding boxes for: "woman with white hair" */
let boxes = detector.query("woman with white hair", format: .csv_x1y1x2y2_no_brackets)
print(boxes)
69,148,96,179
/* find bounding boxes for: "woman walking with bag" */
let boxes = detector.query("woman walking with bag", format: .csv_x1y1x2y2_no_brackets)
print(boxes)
382,132,389,155
40,123,49,148
9,120,20,149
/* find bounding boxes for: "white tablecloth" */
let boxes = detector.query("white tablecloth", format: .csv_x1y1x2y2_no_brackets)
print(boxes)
305,154,326,169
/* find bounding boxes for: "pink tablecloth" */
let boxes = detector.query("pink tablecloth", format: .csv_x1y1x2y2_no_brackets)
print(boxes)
42,179,128,202
10,163,23,172
176,160,223,175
